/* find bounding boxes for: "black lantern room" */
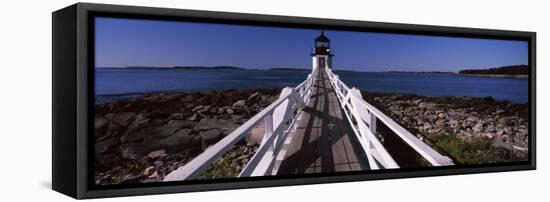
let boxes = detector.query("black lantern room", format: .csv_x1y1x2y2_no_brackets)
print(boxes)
312,31,333,56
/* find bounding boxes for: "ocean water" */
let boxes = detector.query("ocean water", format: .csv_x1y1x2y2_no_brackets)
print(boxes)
95,68,528,104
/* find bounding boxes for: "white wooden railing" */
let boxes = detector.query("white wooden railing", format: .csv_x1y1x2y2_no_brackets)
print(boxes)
164,74,313,181
324,68,454,169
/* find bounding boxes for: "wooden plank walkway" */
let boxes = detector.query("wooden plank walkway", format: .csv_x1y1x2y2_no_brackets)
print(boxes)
276,68,369,175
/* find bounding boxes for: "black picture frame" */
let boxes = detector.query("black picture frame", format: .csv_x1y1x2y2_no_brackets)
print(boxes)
52,2,536,199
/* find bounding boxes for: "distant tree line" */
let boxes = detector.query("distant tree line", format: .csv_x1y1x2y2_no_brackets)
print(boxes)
459,65,528,75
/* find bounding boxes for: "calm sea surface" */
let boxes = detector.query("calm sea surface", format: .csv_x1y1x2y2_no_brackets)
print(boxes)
95,68,528,104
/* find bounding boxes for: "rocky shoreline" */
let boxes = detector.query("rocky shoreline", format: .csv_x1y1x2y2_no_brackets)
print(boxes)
95,88,529,185
94,89,280,185
361,91,528,164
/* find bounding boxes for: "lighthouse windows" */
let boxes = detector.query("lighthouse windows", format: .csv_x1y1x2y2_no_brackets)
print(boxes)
316,42,328,48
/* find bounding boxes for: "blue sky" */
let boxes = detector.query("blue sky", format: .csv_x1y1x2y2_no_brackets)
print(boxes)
95,17,528,72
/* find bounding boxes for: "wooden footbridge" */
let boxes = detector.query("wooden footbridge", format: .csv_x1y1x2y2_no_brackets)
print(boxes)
164,32,454,181
275,68,368,174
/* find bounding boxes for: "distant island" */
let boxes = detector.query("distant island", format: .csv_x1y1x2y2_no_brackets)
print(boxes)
386,71,454,74
101,66,314,71
269,67,310,71
119,66,246,70
173,66,245,70
333,69,357,73
459,65,528,78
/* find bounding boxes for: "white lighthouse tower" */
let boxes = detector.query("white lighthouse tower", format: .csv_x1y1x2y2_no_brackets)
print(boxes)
312,31,334,70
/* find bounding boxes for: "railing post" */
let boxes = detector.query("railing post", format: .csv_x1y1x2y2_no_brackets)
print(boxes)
262,114,273,146
352,90,377,134
369,111,377,135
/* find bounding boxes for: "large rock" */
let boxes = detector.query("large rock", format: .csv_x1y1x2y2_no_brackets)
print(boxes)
197,105,211,114
120,126,151,143
158,121,188,135
120,143,139,160
188,114,198,121
121,125,172,143
106,112,137,127
95,138,117,155
168,113,185,120
167,120,197,130
121,174,141,184
127,112,151,129
226,108,235,115
192,105,204,112
147,149,166,159
232,99,247,108
95,117,109,130
200,129,224,150
156,129,201,153
195,119,238,132
247,92,261,101
174,128,193,136
180,94,195,103
142,166,155,176
418,102,436,110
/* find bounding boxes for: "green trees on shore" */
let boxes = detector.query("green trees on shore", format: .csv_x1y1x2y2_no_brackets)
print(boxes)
459,65,528,75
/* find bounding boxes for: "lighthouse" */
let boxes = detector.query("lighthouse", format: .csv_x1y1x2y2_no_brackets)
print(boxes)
312,31,334,70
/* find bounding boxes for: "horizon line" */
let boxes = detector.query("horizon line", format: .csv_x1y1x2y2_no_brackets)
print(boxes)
94,63,528,73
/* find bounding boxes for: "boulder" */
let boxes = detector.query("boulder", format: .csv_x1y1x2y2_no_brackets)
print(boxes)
148,171,160,179
120,144,139,160
158,121,189,135
168,113,185,120
142,166,155,176
107,112,137,127
231,115,245,121
126,112,151,130
247,92,261,101
200,129,224,150
188,114,198,121
180,95,195,103
95,138,117,155
195,118,238,132
95,117,109,130
169,120,198,129
197,105,211,114
121,174,141,184
226,108,235,115
232,99,246,108
121,125,173,143
173,128,193,137
147,149,166,159
418,102,436,110
157,130,201,154
192,105,204,112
